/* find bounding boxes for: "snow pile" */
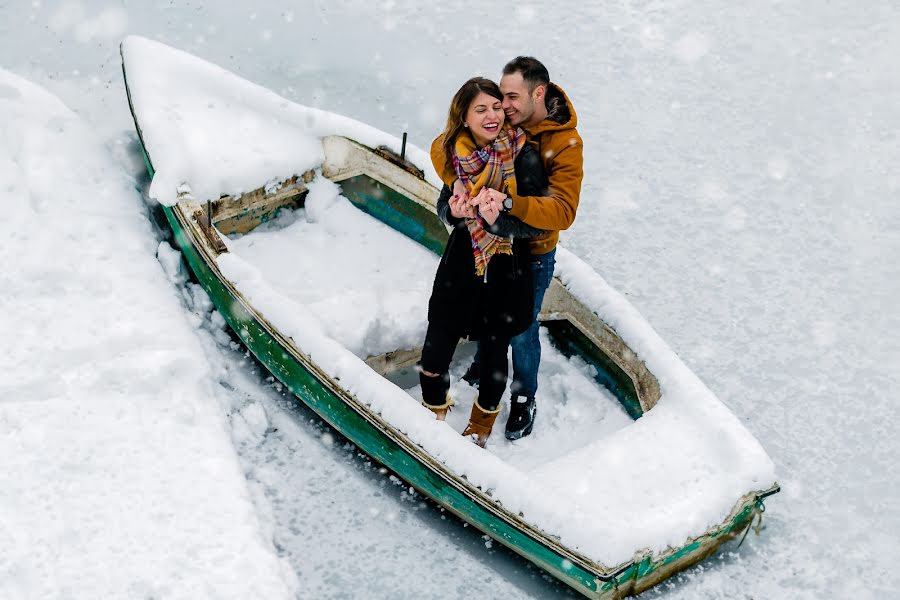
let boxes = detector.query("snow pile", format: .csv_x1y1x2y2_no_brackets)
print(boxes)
222,175,438,358
121,35,441,207
0,69,296,598
123,35,777,567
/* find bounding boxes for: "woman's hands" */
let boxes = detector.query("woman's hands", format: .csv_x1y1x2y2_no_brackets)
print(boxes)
470,187,507,225
448,179,474,219
448,180,507,226
449,191,475,219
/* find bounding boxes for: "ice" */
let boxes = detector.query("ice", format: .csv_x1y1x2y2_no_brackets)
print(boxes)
515,5,538,24
767,157,789,180
48,1,127,43
74,7,128,43
48,1,85,33
673,32,712,62
639,23,667,50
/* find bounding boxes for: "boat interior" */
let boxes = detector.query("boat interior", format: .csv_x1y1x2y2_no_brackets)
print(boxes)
175,135,662,452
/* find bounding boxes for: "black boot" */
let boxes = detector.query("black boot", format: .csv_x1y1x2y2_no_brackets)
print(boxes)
420,371,452,421
461,360,480,388
505,396,536,440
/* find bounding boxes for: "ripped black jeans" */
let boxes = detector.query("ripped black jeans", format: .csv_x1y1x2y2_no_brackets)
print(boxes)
420,319,511,412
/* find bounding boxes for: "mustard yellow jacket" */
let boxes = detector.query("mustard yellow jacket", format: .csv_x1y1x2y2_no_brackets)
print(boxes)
430,83,583,254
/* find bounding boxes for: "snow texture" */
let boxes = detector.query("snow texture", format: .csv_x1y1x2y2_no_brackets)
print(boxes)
0,69,296,598
121,36,440,207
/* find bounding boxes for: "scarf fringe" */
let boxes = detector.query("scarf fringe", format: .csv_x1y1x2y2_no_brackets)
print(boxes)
472,243,513,277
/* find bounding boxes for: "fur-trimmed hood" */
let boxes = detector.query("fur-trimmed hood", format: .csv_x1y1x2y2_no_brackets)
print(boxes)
526,82,577,136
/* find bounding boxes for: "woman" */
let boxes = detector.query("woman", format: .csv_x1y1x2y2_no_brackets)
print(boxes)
419,77,547,448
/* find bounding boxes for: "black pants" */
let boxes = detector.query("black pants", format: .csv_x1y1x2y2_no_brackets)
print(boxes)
420,319,511,412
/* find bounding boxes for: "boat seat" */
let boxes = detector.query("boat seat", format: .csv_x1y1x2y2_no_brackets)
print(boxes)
364,346,423,376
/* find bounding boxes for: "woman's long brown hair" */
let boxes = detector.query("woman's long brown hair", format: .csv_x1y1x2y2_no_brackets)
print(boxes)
441,77,503,178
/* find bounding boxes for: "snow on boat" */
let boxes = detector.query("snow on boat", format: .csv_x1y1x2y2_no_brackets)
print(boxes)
120,36,779,599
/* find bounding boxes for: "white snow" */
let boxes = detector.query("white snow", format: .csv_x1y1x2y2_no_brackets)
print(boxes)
121,36,440,208
673,32,712,63
0,69,296,598
49,2,128,43
222,176,437,358
1,2,898,599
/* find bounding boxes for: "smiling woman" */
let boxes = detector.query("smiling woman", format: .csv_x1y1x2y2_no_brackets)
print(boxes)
464,90,505,146
438,77,508,180
419,76,542,447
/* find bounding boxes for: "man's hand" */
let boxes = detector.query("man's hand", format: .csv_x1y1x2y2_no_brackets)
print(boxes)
481,188,508,209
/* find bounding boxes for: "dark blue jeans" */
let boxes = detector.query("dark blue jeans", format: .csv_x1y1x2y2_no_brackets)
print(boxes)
475,248,556,399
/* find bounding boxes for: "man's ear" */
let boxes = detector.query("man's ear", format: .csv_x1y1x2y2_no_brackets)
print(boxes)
533,84,546,103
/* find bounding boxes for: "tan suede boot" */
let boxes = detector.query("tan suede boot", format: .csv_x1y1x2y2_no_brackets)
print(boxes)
462,397,501,448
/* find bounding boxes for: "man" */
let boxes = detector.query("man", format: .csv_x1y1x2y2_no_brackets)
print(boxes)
430,56,584,440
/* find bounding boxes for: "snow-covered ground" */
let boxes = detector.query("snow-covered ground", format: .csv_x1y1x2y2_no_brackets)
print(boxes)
0,68,296,598
2,1,898,598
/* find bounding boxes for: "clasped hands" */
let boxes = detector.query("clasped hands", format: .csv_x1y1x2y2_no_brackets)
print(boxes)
448,180,507,225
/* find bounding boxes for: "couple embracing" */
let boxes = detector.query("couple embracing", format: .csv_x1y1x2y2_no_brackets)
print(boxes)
418,57,584,448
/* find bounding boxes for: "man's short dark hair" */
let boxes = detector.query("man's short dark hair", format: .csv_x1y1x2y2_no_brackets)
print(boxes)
502,56,550,92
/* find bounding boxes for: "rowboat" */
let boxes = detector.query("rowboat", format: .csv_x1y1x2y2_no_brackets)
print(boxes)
120,35,779,599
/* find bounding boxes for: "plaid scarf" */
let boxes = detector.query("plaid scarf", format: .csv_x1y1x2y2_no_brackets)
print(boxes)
452,127,526,277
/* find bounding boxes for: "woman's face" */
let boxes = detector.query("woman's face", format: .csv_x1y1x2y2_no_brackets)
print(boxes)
465,91,505,147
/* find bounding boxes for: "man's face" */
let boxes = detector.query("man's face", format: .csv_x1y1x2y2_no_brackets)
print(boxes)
500,72,536,127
